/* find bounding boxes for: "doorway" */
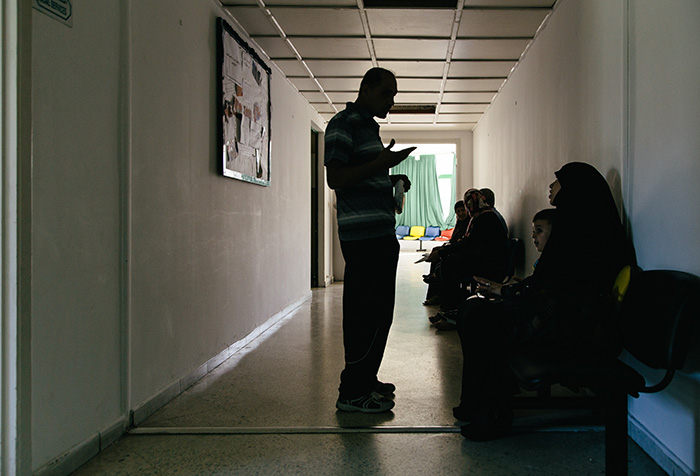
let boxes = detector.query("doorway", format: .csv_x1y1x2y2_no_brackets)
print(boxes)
310,129,320,287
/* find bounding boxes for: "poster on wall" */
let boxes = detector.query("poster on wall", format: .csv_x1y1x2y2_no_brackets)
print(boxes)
217,18,272,186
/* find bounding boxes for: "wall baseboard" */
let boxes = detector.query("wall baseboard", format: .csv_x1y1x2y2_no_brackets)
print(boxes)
34,418,127,476
35,292,311,476
131,292,312,427
629,415,697,476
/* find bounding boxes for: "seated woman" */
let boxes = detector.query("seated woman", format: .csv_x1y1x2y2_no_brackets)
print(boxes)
428,188,509,327
423,199,471,306
454,162,636,441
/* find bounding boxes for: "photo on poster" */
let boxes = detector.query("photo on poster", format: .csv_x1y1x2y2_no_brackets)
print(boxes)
217,18,271,186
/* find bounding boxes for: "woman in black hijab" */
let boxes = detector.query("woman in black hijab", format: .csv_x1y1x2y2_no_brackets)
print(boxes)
454,162,636,441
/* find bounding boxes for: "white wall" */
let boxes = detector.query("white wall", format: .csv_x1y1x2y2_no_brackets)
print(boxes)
30,0,324,472
473,0,627,272
473,0,700,473
626,1,700,473
32,1,123,470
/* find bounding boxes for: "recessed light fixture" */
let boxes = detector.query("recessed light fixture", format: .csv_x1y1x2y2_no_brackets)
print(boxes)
363,0,458,8
390,104,436,114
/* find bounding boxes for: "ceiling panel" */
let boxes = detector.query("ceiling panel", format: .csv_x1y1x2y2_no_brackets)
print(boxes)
394,92,441,103
442,91,497,102
439,104,489,113
326,92,359,103
289,37,371,59
395,78,444,91
289,77,321,91
269,8,364,36
448,60,516,77
221,0,557,130
230,0,356,4
271,59,310,77
301,91,332,103
378,61,446,77
366,9,455,38
464,0,554,6
226,7,278,35
444,78,505,91
304,60,374,77
374,39,451,60
248,37,295,59
436,114,484,123
316,77,364,91
457,10,550,37
452,39,532,60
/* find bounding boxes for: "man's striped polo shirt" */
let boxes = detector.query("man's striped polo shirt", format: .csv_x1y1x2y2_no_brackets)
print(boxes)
324,102,395,242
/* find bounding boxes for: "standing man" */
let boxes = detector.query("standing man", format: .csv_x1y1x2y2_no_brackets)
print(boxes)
325,68,415,413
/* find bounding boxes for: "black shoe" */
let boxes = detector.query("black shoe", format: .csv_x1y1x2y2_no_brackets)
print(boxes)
336,392,395,413
375,381,396,397
452,406,475,423
459,409,513,442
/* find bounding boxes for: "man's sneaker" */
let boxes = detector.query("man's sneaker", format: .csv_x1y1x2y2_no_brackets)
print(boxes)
374,381,396,397
336,392,395,413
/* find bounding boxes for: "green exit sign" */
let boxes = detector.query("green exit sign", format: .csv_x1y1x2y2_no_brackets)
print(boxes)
33,0,72,27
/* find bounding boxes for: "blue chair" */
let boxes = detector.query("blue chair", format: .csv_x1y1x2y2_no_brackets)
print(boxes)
419,226,440,241
395,225,409,239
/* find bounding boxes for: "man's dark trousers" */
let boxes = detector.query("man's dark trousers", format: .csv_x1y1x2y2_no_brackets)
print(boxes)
339,234,399,399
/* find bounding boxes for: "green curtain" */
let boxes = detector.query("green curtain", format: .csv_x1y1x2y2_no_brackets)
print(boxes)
442,155,458,228
392,154,446,229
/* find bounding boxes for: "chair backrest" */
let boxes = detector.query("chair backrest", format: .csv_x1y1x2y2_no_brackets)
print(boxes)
425,226,440,238
505,237,525,279
620,270,700,373
409,225,425,238
396,225,409,237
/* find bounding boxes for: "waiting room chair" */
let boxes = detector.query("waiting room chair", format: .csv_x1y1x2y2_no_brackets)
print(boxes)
395,225,410,239
402,226,425,241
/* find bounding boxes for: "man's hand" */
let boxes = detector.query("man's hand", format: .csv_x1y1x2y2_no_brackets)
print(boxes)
326,139,416,190
379,139,416,169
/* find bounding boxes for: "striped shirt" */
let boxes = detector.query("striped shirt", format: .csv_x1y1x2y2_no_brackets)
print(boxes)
324,102,395,242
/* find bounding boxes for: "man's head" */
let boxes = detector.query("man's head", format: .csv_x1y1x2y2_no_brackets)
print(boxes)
356,68,397,119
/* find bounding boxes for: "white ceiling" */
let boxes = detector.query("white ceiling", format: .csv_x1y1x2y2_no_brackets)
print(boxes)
221,0,557,130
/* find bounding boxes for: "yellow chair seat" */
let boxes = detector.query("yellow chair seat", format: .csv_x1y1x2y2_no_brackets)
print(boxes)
403,225,425,241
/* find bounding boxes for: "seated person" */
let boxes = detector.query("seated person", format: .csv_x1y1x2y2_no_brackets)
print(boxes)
427,188,508,327
435,207,554,330
529,208,555,270
423,200,470,305
453,162,636,441
479,188,508,237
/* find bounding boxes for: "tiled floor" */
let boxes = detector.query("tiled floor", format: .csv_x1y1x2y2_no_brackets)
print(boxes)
71,246,666,475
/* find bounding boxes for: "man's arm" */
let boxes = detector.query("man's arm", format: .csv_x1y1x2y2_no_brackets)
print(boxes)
326,139,415,190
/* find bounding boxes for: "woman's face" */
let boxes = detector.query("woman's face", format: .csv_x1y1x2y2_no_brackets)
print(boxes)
549,179,561,205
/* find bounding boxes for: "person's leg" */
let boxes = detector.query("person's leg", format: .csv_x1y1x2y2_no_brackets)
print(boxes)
338,236,399,407
454,297,516,438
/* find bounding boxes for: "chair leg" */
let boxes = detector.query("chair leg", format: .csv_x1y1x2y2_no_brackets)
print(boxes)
605,391,628,475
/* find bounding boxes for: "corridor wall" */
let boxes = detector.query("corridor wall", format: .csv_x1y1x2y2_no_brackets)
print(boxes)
31,0,324,473
473,0,700,474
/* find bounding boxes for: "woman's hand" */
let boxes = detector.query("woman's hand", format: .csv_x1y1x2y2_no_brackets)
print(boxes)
474,276,503,296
